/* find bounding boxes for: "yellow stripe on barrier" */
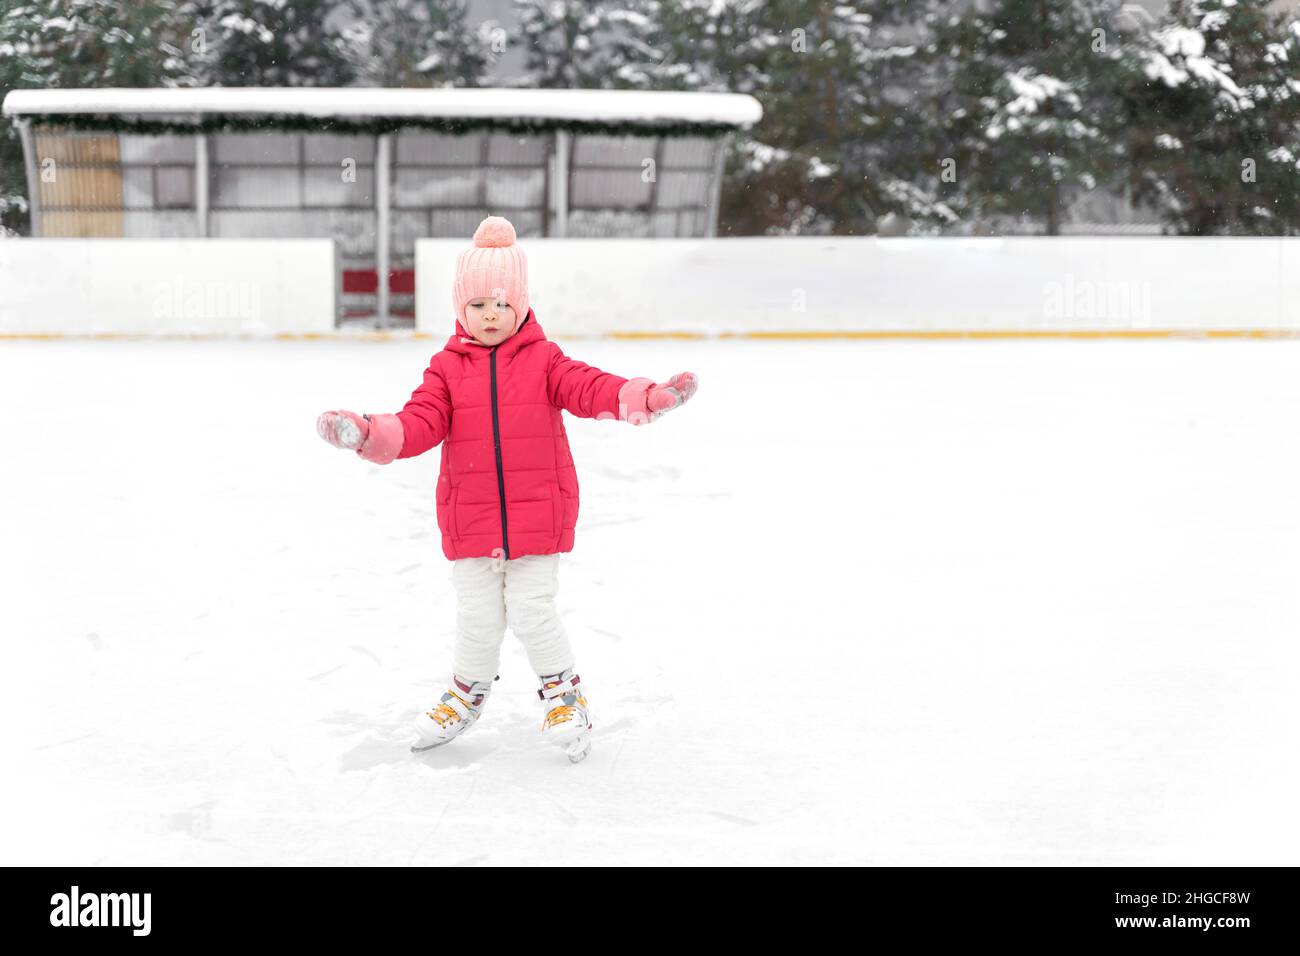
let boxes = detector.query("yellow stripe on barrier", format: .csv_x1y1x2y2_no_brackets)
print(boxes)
709,329,1300,340
4,328,1300,341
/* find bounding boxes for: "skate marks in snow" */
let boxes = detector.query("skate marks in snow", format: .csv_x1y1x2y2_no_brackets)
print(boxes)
30,733,97,752
603,728,632,779
620,691,674,710
580,464,700,530
503,778,580,825
706,810,759,828
304,646,384,682
308,664,346,681
579,513,649,531
588,675,678,778
661,489,732,501
270,746,297,778
350,645,382,665
405,796,455,865
589,462,682,483
321,708,375,735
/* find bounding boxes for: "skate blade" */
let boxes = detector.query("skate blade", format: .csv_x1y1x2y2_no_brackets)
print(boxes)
410,736,455,753
563,734,592,764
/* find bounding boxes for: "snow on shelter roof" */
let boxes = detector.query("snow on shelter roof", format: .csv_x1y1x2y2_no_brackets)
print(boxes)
1,87,762,127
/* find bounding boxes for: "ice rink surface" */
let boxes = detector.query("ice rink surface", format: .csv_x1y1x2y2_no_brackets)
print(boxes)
2,335,1298,865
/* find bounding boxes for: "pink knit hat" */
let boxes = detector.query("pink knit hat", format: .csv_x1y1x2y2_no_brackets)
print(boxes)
452,216,529,331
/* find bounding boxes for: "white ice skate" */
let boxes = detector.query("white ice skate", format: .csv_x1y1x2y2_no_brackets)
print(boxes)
411,674,496,753
537,669,593,764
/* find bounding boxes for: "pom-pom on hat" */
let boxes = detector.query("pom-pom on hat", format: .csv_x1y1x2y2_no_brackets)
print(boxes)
452,215,529,332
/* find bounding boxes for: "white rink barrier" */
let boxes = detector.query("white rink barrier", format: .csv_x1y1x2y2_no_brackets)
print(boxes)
0,239,336,335
417,236,1300,337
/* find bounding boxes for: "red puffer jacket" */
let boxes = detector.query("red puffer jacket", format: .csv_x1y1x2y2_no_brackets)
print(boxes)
393,308,628,561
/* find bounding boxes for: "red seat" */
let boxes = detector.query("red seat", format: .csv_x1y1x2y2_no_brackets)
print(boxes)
341,269,416,295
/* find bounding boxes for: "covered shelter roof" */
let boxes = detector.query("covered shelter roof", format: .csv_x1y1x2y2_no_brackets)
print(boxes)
2,87,763,129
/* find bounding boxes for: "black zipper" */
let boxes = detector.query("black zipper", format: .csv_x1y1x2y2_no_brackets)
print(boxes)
489,345,510,560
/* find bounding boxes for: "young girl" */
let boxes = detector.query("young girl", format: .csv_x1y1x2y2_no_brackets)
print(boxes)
316,216,698,763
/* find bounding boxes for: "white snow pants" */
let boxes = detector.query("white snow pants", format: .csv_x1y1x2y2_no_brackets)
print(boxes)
450,553,575,683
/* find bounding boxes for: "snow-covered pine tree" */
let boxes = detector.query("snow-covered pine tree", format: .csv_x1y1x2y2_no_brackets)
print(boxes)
1121,0,1300,235
511,0,658,90
927,0,1138,236
180,0,355,87
625,0,767,93
2,0,192,89
339,0,494,88
695,1,937,236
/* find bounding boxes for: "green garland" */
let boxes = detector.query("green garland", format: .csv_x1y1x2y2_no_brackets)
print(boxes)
27,112,738,139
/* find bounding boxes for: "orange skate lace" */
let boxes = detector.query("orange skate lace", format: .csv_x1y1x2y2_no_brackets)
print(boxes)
430,690,470,727
543,705,574,728
543,692,587,729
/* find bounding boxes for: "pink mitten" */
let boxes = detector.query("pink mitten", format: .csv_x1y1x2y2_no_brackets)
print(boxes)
316,410,405,464
317,410,369,449
618,372,699,426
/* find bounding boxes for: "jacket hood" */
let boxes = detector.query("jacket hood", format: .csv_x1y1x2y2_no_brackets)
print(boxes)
446,306,544,358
